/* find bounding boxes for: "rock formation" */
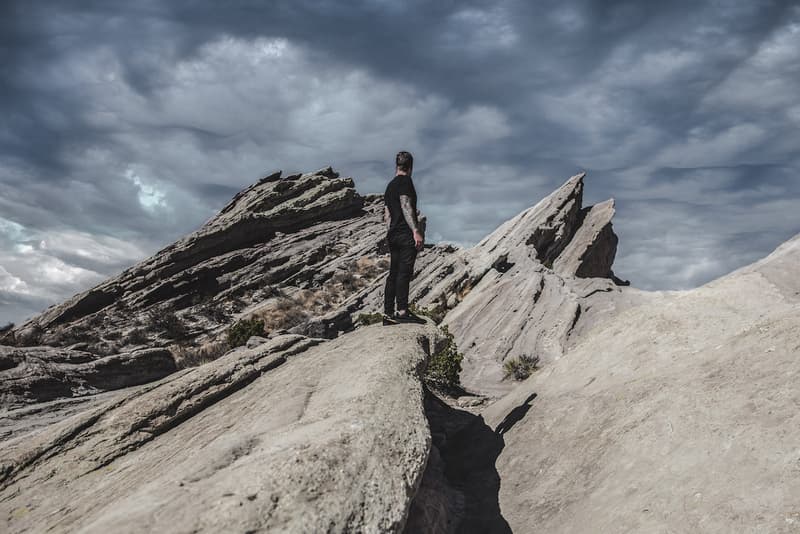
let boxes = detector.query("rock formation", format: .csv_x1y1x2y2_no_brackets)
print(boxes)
479,233,800,533
2,169,622,405
357,172,632,396
0,346,176,405
2,165,797,533
1,324,441,533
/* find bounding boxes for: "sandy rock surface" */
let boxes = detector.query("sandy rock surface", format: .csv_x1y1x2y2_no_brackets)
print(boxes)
1,324,439,533
482,234,800,533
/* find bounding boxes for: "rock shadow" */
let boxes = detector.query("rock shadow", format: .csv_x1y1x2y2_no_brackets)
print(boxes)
413,391,513,533
495,393,538,436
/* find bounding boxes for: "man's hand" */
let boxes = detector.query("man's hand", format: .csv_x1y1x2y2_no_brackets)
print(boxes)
413,229,424,251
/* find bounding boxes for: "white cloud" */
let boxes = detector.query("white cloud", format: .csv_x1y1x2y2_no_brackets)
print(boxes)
0,219,149,323
0,265,30,294
125,168,168,212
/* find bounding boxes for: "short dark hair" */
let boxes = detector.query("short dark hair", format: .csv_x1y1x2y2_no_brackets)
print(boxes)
396,151,413,172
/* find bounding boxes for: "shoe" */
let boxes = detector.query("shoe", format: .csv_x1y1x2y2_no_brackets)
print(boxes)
395,311,426,324
382,313,399,326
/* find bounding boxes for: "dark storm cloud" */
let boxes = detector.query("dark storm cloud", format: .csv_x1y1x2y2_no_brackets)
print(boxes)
1,0,799,322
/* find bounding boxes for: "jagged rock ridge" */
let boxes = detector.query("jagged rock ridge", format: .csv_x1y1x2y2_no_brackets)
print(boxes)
479,233,800,533
2,169,623,405
1,164,798,533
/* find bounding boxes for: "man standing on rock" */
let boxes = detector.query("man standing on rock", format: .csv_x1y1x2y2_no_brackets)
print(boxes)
383,151,426,325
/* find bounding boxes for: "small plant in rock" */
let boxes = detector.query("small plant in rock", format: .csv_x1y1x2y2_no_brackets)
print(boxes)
171,341,230,369
503,354,540,381
147,310,188,341
198,303,231,324
425,324,463,391
125,328,149,346
257,297,309,331
355,257,384,279
356,312,384,326
227,318,265,349
331,271,361,293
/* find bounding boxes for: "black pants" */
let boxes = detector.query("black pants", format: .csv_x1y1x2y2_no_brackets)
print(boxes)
384,232,417,315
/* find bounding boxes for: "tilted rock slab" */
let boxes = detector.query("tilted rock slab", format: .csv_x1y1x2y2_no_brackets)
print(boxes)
5,168,381,350
1,324,440,533
1,168,396,405
397,173,629,396
333,172,629,397
5,168,627,404
481,234,800,533
0,346,176,407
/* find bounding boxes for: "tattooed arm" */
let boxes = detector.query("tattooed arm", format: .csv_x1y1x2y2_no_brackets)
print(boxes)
400,195,424,250
384,205,390,230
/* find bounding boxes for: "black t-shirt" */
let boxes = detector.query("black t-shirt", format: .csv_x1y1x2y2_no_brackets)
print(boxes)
384,174,417,237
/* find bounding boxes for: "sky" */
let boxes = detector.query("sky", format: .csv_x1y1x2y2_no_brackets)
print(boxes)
1,0,799,325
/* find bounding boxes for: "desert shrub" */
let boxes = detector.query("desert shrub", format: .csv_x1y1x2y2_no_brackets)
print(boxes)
425,324,463,390
503,354,540,381
258,297,310,331
171,341,230,369
331,271,361,293
227,318,265,348
147,310,188,340
198,303,230,324
356,312,384,326
355,257,383,279
125,328,149,346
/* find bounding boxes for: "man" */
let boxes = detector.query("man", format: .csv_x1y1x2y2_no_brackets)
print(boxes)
383,151,426,325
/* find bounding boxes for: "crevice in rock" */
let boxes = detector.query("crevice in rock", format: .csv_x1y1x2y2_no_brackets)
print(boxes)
405,390,512,533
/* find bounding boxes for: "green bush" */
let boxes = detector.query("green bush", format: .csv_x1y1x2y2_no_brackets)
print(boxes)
425,324,463,390
356,312,384,326
147,310,188,340
503,353,540,381
227,318,265,348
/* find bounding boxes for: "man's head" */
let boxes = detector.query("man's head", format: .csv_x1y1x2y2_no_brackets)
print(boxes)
395,151,413,175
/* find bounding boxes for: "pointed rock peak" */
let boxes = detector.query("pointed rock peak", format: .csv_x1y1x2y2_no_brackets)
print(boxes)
210,166,359,227
475,172,586,257
553,198,618,279
473,171,620,281
309,166,339,179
